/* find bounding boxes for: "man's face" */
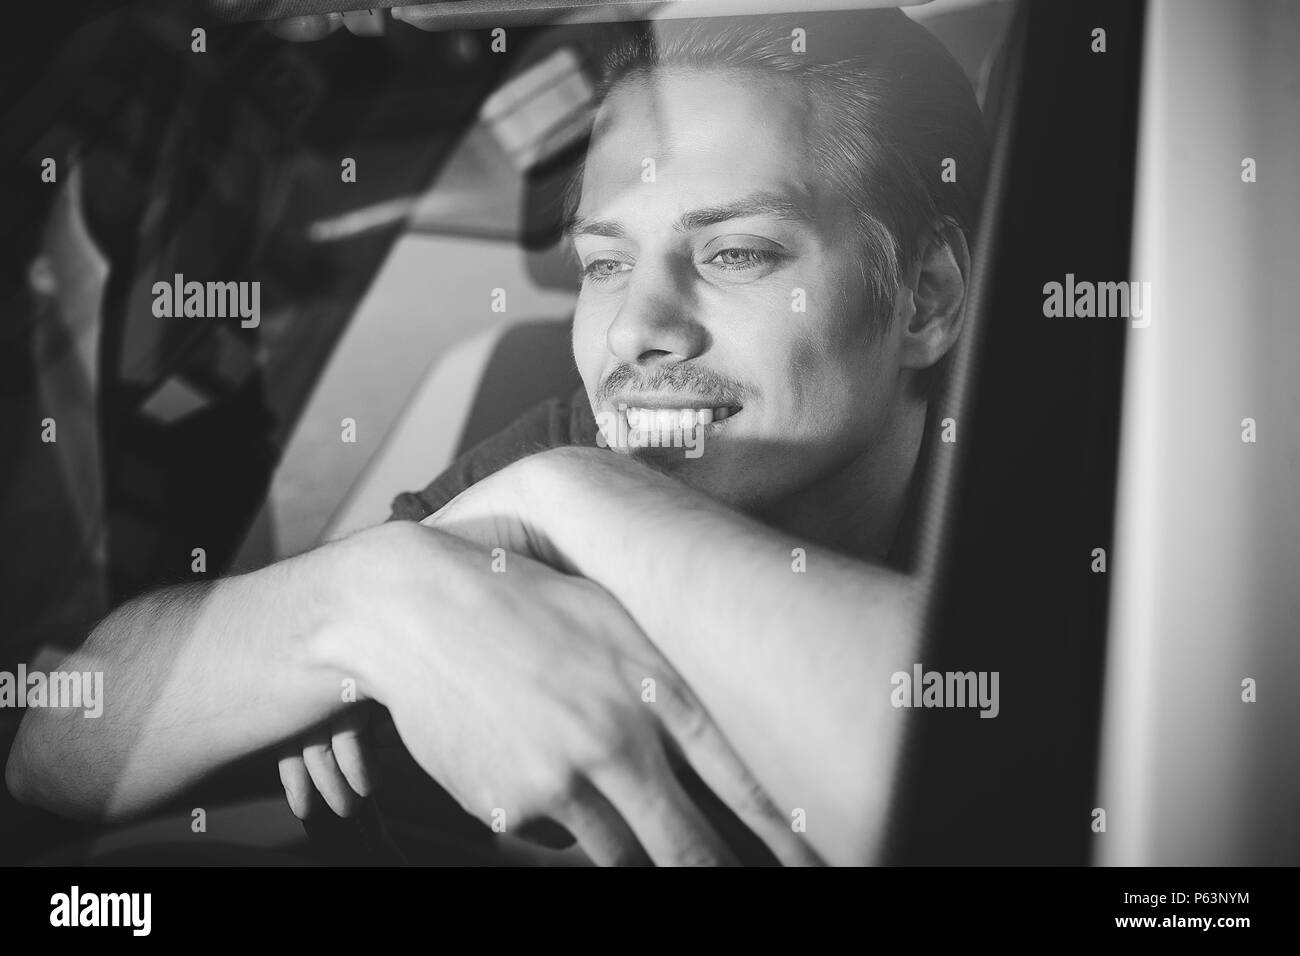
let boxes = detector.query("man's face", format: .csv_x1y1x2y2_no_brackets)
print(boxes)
570,69,906,511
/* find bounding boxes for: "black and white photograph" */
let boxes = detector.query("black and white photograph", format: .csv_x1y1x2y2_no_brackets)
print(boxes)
0,0,1295,934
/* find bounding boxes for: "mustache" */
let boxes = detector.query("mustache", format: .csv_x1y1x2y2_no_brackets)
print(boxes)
597,364,748,406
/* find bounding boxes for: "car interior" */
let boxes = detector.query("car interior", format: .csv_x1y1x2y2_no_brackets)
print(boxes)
12,0,1289,869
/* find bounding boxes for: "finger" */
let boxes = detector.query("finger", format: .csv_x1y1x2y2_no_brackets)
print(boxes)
552,779,652,867
330,707,374,799
655,681,825,867
594,751,739,867
302,732,362,818
277,751,314,821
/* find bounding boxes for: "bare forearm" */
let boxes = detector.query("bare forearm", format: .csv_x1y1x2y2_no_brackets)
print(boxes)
525,447,924,864
4,524,407,823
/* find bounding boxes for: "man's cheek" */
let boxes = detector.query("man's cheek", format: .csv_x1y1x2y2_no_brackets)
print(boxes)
571,303,600,346
571,326,604,391
768,335,826,415
708,283,793,326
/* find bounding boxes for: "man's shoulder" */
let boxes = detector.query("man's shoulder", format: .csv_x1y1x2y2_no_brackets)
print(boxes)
387,387,595,523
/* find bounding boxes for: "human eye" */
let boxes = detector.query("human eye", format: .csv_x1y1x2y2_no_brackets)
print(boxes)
699,235,788,280
580,256,634,285
706,247,782,271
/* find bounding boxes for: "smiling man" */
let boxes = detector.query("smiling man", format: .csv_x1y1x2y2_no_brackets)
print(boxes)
573,45,971,562
397,14,985,565
7,10,988,866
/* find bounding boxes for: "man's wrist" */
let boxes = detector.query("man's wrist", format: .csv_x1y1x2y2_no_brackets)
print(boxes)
515,446,618,572
302,520,431,707
516,445,688,581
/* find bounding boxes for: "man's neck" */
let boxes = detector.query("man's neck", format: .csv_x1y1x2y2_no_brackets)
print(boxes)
762,399,928,563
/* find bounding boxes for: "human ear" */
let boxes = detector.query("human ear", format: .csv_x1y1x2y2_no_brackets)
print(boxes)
897,218,970,371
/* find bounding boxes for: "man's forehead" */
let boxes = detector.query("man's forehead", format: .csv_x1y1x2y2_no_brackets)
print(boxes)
573,74,825,235
591,69,812,157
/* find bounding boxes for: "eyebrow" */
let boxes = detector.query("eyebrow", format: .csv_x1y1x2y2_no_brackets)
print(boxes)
566,191,814,239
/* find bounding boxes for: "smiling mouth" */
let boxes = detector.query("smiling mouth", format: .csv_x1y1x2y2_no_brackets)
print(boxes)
622,404,742,432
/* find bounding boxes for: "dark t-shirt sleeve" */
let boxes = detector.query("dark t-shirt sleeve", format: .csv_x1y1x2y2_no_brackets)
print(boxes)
386,386,596,523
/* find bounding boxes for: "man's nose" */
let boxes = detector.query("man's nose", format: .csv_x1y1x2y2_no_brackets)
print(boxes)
605,261,707,365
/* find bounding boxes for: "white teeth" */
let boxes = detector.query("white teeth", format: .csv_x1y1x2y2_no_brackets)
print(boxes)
622,406,737,431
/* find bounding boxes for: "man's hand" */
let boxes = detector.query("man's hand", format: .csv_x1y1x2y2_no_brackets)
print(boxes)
275,467,540,827
323,522,815,865
414,446,925,866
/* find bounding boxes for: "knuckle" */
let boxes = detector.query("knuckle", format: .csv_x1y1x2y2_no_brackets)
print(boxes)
527,763,586,816
556,699,631,768
660,678,709,741
575,727,643,783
